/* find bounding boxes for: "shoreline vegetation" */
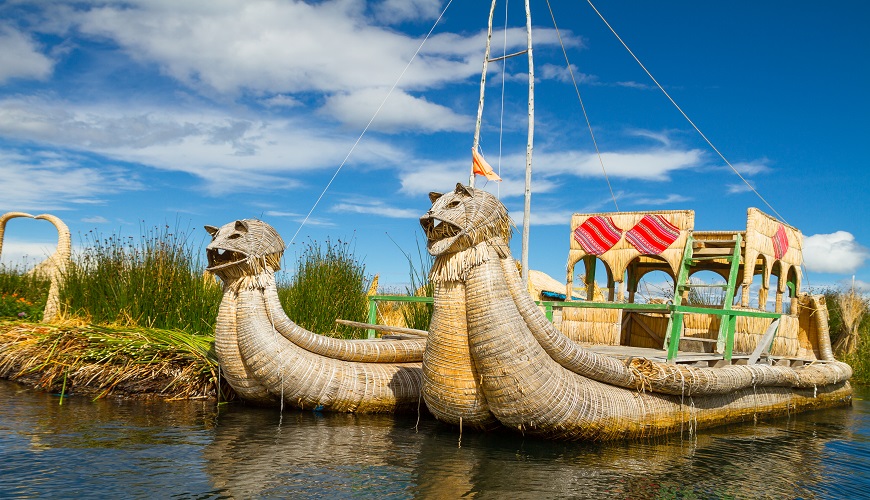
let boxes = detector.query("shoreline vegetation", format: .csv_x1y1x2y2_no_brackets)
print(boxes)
0,223,429,401
0,221,865,401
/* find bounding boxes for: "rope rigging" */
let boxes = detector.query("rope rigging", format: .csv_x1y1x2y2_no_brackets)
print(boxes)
585,0,788,224
289,0,456,245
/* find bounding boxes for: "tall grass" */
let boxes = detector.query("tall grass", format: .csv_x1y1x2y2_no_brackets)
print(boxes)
278,238,371,338
59,223,221,335
399,237,433,331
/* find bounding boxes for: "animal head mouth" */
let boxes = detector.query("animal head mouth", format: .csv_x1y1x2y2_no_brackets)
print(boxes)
206,247,248,271
420,216,462,243
420,215,467,256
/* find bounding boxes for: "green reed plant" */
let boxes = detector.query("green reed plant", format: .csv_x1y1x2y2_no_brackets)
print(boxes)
278,237,371,339
399,236,433,331
0,263,50,321
59,223,222,335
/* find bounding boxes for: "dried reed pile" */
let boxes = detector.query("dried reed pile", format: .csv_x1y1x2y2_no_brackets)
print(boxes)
0,320,224,400
833,287,867,356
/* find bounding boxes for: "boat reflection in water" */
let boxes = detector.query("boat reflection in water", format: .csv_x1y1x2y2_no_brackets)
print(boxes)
202,399,866,498
1,380,864,498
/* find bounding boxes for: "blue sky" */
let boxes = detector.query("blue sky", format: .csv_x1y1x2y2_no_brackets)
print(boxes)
0,0,868,293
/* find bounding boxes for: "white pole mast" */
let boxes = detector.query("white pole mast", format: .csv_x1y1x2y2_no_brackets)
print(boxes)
521,0,534,285
471,0,498,188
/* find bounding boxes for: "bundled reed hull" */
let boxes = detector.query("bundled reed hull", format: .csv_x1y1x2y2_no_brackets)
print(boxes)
206,219,424,412
420,185,852,440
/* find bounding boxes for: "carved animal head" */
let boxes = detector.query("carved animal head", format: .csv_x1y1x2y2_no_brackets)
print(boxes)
205,219,284,280
420,183,513,256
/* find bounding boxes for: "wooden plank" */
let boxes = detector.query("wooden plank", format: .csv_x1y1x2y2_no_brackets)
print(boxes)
748,318,780,364
335,319,428,337
630,313,664,345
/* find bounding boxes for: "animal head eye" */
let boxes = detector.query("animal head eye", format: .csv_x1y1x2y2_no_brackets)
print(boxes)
446,201,460,209
228,233,241,239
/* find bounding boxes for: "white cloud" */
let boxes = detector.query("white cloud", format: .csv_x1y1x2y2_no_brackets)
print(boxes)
81,216,109,224
509,209,575,227
537,148,704,180
59,1,484,95
726,182,755,194
372,0,443,24
320,88,470,133
263,211,299,218
0,239,57,268
627,129,671,147
803,231,869,274
261,95,302,108
538,64,597,85
0,149,141,211
0,25,53,83
331,201,420,219
732,159,770,175
615,81,652,90
632,193,691,206
398,158,559,199
0,97,409,195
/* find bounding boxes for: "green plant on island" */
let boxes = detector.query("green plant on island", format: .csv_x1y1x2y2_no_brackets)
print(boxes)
278,237,372,339
0,264,49,321
58,223,222,336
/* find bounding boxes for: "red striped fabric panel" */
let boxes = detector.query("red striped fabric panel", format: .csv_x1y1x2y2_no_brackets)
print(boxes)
772,224,789,259
573,216,622,255
626,214,681,255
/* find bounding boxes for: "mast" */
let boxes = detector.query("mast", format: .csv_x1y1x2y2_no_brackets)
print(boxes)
471,0,534,284
470,1,498,188
521,0,534,285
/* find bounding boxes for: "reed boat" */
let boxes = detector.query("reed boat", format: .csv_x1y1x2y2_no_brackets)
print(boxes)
207,0,852,436
204,219,425,412
416,0,852,440
419,184,852,440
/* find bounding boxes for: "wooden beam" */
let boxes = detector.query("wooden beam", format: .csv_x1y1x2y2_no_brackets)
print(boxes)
335,319,429,337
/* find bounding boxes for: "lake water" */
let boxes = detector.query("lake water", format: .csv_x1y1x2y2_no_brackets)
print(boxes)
1,380,868,499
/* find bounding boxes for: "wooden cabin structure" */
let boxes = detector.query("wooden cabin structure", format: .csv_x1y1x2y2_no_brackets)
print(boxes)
552,207,831,365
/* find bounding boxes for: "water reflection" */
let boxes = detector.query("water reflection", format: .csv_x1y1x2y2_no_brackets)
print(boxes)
2,380,869,498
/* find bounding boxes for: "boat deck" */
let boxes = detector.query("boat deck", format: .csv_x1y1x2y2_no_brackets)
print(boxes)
581,344,832,368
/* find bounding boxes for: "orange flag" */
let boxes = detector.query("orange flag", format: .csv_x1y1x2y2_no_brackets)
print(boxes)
471,148,502,182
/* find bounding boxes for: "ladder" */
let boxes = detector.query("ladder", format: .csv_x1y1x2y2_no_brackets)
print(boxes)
664,233,743,362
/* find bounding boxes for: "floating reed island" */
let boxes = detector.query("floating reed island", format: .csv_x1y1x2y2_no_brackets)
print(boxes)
0,212,226,400
0,321,223,400
418,184,851,441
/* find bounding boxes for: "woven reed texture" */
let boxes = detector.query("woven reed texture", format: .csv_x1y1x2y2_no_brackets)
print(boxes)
566,210,694,298
527,269,565,300
742,208,803,307
560,307,621,345
0,212,70,323
800,294,835,361
421,188,852,440
0,212,35,259
207,219,424,412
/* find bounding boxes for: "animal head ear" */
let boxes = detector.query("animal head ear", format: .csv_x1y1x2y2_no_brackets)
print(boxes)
429,192,443,203
454,183,473,197
204,225,219,237
234,220,249,233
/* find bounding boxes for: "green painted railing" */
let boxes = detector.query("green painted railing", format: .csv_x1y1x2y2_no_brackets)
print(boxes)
366,295,783,359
